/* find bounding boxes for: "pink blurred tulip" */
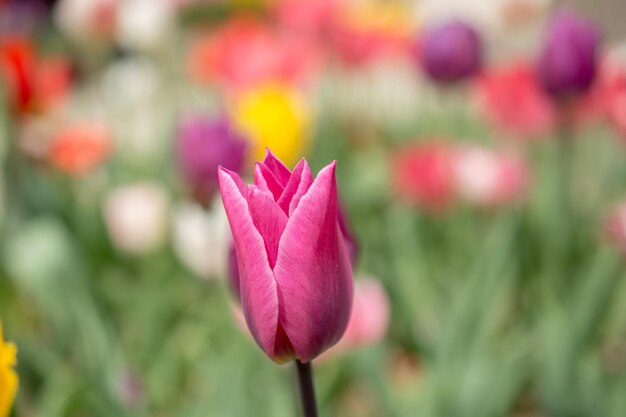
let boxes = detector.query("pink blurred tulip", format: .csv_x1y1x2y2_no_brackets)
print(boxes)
219,150,353,363
391,142,455,212
323,277,389,358
474,61,556,140
452,145,529,207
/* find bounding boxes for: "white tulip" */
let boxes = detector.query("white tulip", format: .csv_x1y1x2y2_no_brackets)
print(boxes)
103,182,169,255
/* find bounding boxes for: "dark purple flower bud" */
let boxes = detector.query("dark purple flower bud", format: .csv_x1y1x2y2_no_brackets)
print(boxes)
176,114,247,205
538,9,601,99
415,20,483,84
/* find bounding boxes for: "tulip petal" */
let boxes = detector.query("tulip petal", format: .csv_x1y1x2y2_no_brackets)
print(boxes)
277,159,313,214
274,161,354,362
263,148,292,186
246,186,288,269
218,168,279,358
254,163,284,201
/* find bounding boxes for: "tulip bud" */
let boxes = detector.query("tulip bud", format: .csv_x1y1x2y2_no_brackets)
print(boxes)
176,114,247,205
415,21,482,84
0,320,18,417
227,154,359,298
538,9,601,99
219,149,353,363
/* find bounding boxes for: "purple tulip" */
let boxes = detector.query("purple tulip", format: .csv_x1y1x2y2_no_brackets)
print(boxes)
416,20,482,84
219,150,354,363
538,9,601,99
176,114,247,205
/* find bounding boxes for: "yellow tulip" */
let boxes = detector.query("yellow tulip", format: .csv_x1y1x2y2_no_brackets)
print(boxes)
0,321,18,417
232,83,312,167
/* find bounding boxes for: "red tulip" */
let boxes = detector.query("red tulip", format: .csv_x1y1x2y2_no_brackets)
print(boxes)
474,61,556,140
0,36,71,116
391,143,455,212
219,150,353,363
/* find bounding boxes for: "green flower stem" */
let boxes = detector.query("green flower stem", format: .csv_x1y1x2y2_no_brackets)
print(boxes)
295,360,319,417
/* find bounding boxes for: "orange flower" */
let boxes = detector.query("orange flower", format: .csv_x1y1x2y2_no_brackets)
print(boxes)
48,122,112,175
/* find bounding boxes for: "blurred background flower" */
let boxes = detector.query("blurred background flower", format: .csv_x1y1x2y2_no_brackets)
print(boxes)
176,113,247,205
172,199,231,280
538,8,601,99
391,142,456,212
103,182,170,255
232,83,311,165
414,20,483,84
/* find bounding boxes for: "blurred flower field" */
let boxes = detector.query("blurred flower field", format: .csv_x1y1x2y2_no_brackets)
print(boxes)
2,0,626,416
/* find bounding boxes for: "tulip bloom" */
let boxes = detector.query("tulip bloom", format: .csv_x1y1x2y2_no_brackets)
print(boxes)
47,121,112,175
391,143,456,212
103,182,169,255
0,36,71,116
414,21,483,84
219,150,353,363
474,62,556,139
232,83,311,166
0,321,18,417
176,114,247,204
452,145,529,207
538,9,600,99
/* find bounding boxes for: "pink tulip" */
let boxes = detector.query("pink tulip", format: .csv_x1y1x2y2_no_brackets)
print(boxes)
452,145,529,207
219,150,354,363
